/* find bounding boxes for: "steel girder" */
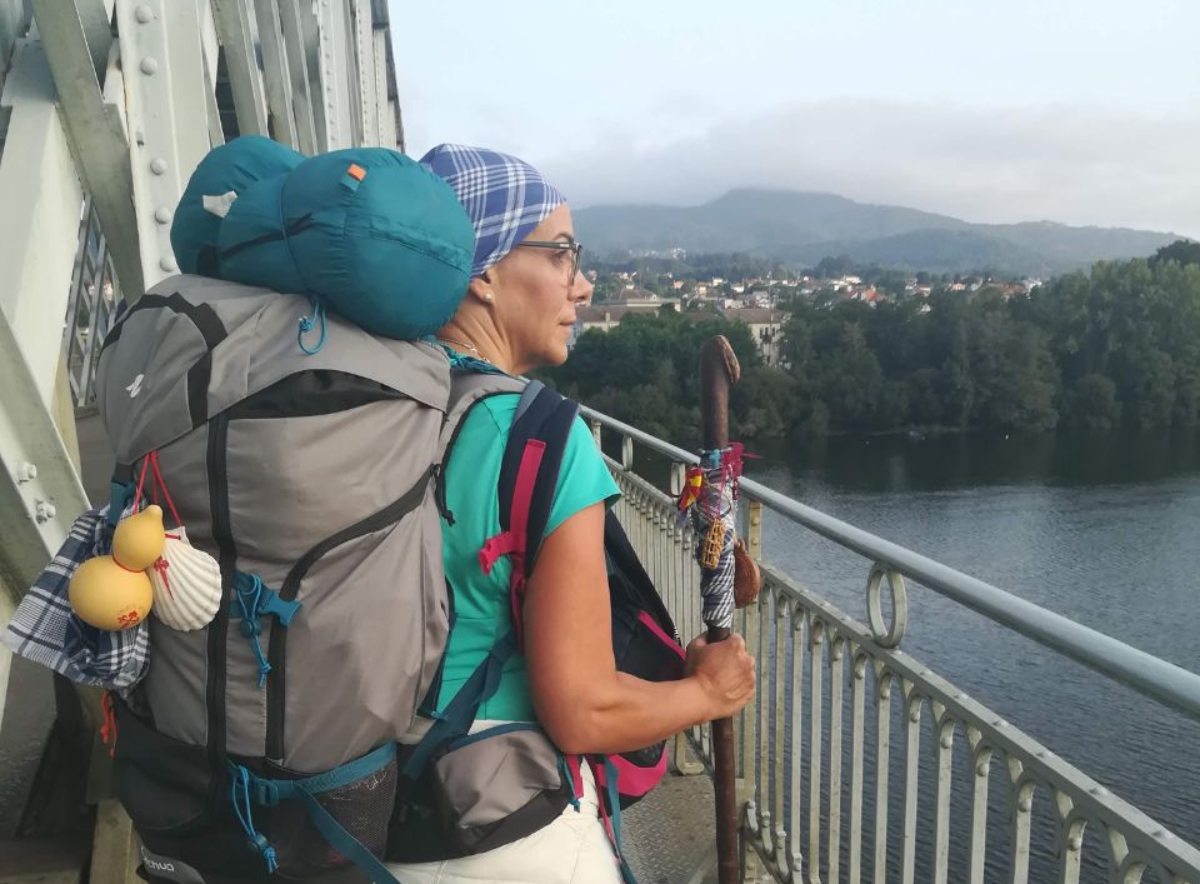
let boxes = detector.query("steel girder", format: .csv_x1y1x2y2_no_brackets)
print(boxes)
0,35,91,839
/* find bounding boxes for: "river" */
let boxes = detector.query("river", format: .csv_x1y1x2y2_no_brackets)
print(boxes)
737,429,1200,880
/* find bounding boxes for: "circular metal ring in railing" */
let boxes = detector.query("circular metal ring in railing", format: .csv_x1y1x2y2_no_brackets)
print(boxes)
866,563,909,648
670,462,686,497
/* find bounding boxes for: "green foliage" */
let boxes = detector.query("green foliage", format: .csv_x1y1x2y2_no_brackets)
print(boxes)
1063,374,1121,432
542,313,761,446
1151,239,1200,269
549,254,1200,443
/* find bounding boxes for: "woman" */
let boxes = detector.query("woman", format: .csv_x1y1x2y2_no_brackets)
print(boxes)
389,145,756,883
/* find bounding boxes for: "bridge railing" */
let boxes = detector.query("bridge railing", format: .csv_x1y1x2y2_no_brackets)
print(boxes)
584,407,1200,884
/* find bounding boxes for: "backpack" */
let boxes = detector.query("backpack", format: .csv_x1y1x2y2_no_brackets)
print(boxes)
386,377,686,876
97,274,458,883
97,279,682,883
94,135,480,884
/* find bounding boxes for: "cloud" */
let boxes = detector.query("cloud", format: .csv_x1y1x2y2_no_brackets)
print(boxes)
539,100,1200,238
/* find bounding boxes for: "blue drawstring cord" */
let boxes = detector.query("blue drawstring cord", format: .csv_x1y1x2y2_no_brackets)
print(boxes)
230,765,278,873
558,755,581,812
298,299,327,355
235,575,272,688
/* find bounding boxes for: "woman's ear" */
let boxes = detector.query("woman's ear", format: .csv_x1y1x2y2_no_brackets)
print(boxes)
467,275,495,305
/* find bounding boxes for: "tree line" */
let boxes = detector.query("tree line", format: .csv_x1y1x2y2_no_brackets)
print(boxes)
544,243,1200,445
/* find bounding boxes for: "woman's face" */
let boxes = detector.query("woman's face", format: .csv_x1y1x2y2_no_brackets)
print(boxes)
488,204,594,374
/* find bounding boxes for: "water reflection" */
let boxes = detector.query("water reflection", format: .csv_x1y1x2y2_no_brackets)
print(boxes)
756,428,1200,492
740,429,1200,855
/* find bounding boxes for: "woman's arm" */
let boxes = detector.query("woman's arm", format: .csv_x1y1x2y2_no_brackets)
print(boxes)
524,502,755,756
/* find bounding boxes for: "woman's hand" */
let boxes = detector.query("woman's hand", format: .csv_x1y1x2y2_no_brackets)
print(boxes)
527,501,757,753
685,633,756,721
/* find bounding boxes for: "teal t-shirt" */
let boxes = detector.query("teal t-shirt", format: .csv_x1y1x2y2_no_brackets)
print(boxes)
437,390,620,721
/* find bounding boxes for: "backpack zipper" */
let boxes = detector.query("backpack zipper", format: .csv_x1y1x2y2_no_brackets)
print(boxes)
435,390,510,528
205,412,235,815
264,464,437,761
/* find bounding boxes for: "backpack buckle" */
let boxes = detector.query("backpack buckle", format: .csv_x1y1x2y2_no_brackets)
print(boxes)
478,531,519,575
253,778,281,807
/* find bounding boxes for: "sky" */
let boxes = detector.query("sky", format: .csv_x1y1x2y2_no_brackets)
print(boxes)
389,0,1200,237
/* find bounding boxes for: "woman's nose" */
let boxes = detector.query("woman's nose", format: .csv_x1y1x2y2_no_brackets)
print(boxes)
572,274,594,305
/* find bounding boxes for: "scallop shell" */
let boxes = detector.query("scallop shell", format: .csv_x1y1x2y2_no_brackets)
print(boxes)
148,527,222,631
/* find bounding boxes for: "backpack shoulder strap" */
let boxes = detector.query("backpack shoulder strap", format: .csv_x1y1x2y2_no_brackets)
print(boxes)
441,368,524,439
476,383,579,648
499,383,580,573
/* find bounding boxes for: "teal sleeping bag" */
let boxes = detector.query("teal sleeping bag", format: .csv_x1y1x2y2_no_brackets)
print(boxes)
170,137,474,341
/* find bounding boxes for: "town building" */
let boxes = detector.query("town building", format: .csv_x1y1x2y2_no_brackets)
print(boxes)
719,306,788,366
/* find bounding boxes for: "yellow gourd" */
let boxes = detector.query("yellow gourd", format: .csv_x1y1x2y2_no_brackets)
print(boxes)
68,557,153,631
68,505,165,631
112,505,166,570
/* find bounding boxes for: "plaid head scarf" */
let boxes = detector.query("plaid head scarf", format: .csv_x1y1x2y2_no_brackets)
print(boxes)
419,144,565,278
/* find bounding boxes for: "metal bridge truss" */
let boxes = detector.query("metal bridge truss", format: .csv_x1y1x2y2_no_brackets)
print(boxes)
0,0,404,860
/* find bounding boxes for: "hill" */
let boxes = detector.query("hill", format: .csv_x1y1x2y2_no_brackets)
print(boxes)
574,189,1181,276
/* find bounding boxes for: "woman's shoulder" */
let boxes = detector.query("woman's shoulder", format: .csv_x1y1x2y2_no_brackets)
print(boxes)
457,392,605,467
447,385,616,514
476,390,522,428
477,390,607,465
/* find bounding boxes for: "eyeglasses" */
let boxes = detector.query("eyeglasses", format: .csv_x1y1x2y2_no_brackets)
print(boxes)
516,239,584,287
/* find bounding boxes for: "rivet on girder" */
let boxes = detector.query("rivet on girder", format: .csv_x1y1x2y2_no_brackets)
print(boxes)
155,207,173,225
134,6,153,24
160,256,178,272
17,463,38,483
150,158,168,175
141,57,159,75
35,501,56,523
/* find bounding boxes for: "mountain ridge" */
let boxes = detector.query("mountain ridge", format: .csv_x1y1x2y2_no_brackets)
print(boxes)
574,188,1182,275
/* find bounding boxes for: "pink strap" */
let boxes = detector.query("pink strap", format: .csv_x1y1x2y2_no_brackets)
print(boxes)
565,754,585,800
508,439,545,565
477,439,547,648
586,756,625,865
637,611,686,661
606,750,667,799
478,531,518,575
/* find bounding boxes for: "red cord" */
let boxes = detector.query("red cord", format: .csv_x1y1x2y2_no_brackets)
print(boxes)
132,456,151,513
148,451,182,528
100,692,117,758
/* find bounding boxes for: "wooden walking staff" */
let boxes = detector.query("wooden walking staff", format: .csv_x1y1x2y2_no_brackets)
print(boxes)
697,335,746,884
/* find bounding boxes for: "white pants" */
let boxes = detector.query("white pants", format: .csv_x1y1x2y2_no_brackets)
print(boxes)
386,765,623,884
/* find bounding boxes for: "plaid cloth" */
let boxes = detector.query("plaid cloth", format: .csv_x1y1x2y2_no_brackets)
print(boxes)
419,143,565,278
687,448,742,631
692,477,737,631
1,506,150,689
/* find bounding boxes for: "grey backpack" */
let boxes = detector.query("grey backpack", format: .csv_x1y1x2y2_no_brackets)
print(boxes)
97,274,460,882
